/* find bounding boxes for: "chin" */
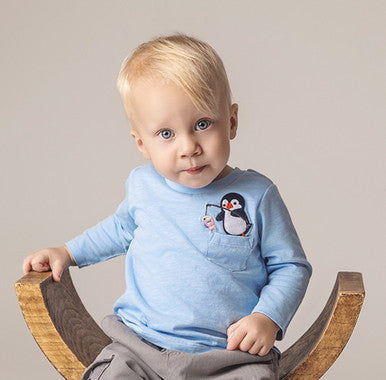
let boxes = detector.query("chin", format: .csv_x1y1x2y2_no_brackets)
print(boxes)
187,182,209,189
188,178,214,189
175,170,218,189
174,176,209,189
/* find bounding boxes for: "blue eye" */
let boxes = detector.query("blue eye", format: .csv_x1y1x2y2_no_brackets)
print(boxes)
159,129,174,139
195,120,211,131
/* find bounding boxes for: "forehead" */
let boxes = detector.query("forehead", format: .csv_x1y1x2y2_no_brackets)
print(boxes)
128,79,199,123
132,78,188,106
124,78,225,128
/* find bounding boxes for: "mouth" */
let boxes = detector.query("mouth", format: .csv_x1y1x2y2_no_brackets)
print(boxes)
185,165,207,175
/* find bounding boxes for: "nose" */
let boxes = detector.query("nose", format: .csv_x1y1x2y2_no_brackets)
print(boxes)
179,134,202,158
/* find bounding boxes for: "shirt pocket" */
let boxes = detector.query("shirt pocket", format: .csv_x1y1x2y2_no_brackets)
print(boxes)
206,231,254,271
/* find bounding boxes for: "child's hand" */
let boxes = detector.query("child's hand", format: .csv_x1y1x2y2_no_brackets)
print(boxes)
22,246,75,282
226,312,280,356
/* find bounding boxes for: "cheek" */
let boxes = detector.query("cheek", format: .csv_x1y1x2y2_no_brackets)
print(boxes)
208,133,230,158
151,148,173,170
142,140,164,159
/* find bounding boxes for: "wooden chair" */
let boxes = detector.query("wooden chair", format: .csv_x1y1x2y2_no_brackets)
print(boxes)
15,270,364,379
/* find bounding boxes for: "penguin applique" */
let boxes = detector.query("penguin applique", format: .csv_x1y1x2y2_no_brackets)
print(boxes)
216,193,252,236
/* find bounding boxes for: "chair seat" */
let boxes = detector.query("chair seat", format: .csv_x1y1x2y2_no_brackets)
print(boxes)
15,270,364,380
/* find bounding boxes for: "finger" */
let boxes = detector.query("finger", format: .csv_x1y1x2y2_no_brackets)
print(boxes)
22,257,32,275
30,256,50,272
32,261,50,272
258,345,271,357
226,322,238,337
238,334,256,353
248,341,263,355
227,327,247,351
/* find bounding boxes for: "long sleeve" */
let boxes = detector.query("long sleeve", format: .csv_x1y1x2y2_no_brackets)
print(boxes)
66,178,136,267
252,184,312,340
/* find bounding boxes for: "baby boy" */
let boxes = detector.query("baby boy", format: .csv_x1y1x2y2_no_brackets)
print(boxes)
23,34,312,379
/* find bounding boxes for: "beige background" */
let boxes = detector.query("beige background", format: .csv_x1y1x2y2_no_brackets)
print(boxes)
2,1,385,379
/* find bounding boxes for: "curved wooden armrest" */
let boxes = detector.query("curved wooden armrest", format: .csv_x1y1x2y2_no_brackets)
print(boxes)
279,271,365,379
16,270,364,380
15,269,112,380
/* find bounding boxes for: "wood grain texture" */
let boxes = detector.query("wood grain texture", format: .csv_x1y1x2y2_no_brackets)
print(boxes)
16,270,364,380
15,269,112,379
279,272,365,379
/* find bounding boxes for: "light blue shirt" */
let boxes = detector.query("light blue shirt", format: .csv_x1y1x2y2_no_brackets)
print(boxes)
67,164,312,353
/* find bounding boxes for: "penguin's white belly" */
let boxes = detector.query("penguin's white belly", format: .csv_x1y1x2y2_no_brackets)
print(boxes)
223,212,247,235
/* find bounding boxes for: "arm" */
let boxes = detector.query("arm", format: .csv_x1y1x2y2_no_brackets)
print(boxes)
64,177,136,267
227,184,312,355
66,199,135,267
23,176,136,279
252,184,312,338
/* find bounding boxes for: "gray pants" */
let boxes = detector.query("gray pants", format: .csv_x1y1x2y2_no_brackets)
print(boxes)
82,315,279,380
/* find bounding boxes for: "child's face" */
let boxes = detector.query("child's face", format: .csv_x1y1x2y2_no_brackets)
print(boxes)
125,78,238,188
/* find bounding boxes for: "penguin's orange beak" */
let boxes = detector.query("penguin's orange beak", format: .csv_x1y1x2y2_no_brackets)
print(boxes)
226,202,233,209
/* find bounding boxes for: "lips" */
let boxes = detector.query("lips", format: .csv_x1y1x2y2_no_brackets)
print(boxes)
185,165,206,175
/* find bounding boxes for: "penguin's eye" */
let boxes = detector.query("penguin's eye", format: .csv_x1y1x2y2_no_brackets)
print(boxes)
222,200,228,208
194,119,211,131
232,200,240,206
159,129,174,140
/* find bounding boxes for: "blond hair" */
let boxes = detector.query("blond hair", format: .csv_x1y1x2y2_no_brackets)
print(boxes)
117,34,232,117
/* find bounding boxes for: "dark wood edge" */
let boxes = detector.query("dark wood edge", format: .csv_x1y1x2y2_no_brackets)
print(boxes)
279,272,364,379
40,269,112,366
16,269,112,371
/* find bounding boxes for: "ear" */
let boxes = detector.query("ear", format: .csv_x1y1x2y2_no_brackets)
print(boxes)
130,130,151,160
229,103,238,140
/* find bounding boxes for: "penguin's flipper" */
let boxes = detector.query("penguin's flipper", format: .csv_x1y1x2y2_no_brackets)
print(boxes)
216,210,225,221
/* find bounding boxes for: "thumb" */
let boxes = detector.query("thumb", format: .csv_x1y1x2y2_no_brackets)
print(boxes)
51,261,65,283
